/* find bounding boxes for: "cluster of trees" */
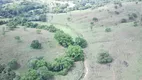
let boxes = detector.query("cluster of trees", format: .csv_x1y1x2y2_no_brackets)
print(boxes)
0,0,48,22
30,40,42,49
52,3,69,13
54,30,88,48
0,20,7,25
0,59,19,80
54,31,74,47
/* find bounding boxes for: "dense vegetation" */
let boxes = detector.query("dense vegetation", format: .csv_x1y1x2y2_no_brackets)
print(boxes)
54,31,74,47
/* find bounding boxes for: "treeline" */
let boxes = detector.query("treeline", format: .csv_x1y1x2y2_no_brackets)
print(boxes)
5,16,88,80
0,1,48,19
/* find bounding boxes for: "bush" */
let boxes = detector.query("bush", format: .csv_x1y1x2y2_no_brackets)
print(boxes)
66,45,84,61
6,21,17,30
92,17,98,22
75,37,87,48
97,52,113,64
54,31,73,47
14,36,21,42
114,11,120,15
133,22,138,27
128,13,137,20
120,19,127,23
30,40,42,49
105,28,112,32
7,59,19,70
114,5,118,9
46,25,57,32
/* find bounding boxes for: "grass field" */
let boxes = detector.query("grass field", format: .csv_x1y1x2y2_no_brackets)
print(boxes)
0,1,142,80
46,1,142,80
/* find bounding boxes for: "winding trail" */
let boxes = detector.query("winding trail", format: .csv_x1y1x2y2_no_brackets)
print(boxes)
83,60,89,80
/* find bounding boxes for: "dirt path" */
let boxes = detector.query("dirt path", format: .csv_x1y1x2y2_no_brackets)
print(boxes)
83,60,89,80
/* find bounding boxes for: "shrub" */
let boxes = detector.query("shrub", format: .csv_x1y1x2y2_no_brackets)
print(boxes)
114,11,120,15
30,40,42,49
54,31,73,47
92,17,98,22
67,17,71,21
37,25,46,29
46,25,57,32
133,22,138,27
120,19,127,23
114,5,118,9
75,37,87,48
97,52,113,64
90,22,94,27
14,36,21,42
6,21,17,30
105,28,112,32
7,59,19,70
66,45,84,61
128,13,137,20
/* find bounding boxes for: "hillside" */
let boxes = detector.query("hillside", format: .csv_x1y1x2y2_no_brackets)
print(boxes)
0,0,142,80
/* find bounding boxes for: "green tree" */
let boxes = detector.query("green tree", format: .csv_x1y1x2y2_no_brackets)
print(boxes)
54,31,73,47
37,66,53,80
30,40,42,49
97,52,113,64
92,17,98,22
75,37,87,48
21,69,39,80
50,56,74,73
66,45,84,61
7,59,19,70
